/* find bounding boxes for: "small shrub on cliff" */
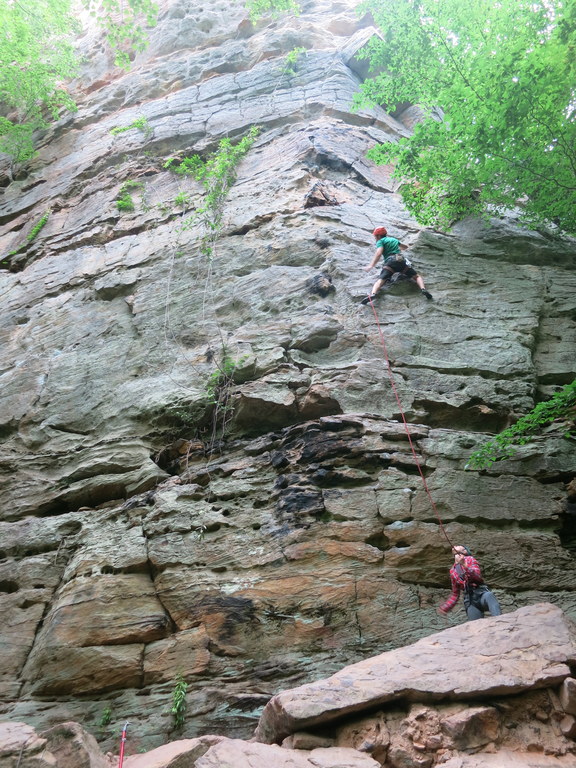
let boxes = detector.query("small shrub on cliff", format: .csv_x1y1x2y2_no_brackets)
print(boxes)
245,0,300,21
466,380,576,469
27,212,50,242
282,46,307,76
99,707,113,727
2,211,51,267
201,348,251,456
110,116,153,139
205,353,239,405
116,195,135,212
170,675,188,730
115,180,144,212
174,191,193,208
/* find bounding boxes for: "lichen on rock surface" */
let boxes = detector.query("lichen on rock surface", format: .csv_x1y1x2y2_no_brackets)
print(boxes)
0,0,575,762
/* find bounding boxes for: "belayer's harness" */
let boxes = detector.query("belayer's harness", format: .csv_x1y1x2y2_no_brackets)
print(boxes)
455,563,487,608
466,583,490,609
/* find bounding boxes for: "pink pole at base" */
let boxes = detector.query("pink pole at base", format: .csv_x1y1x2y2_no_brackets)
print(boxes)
118,721,130,768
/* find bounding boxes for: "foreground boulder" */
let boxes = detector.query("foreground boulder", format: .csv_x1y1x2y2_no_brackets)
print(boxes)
254,603,576,744
123,737,380,768
440,754,576,767
122,603,576,767
0,721,108,768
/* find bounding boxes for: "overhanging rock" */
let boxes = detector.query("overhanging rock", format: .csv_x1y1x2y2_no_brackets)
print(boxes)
254,603,576,744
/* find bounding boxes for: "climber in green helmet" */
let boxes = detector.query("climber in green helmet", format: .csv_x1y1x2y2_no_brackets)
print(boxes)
361,226,433,305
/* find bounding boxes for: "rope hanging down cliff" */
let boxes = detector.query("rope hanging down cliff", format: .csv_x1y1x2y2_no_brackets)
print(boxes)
365,293,454,548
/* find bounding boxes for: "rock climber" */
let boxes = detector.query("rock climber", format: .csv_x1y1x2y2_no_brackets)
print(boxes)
361,226,433,304
439,545,502,621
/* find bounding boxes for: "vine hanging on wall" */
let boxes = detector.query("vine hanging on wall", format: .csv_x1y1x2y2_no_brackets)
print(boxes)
164,125,260,258
466,380,576,469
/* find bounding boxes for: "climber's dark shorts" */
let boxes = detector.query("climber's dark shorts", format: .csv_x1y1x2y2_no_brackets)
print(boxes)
379,257,418,282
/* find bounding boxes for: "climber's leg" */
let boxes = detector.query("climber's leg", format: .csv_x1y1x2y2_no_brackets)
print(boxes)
479,590,502,617
465,603,484,621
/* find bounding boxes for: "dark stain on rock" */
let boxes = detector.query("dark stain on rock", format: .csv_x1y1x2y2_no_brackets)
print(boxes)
304,181,341,208
270,450,290,469
558,499,576,554
0,580,19,593
300,432,366,463
364,532,390,552
306,272,335,297
190,595,256,639
276,488,325,523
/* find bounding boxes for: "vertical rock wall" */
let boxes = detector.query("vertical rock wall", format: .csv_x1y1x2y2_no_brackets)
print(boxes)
0,0,575,751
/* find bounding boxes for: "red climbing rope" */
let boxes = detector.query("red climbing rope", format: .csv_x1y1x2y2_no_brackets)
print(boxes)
367,296,454,548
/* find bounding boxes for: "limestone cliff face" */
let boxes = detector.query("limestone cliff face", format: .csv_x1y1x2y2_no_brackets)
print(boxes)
0,0,575,753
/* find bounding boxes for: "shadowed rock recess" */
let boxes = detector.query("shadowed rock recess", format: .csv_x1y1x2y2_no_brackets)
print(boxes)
0,0,575,764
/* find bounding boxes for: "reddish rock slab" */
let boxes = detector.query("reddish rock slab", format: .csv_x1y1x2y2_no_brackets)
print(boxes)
0,720,109,768
440,752,576,767
40,721,109,768
123,737,379,768
0,721,52,768
254,603,576,744
195,740,380,768
123,735,223,768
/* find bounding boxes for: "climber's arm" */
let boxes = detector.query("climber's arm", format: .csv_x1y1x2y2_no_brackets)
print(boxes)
364,245,384,272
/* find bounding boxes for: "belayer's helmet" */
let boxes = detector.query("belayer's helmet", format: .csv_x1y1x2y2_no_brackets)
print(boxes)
373,226,387,239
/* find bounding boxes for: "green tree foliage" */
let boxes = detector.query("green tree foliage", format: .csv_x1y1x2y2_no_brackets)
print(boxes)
83,0,158,70
358,0,576,235
466,380,576,469
0,0,157,164
0,0,78,162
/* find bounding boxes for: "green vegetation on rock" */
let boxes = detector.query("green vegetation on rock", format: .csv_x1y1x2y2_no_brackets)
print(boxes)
0,0,158,164
27,212,51,242
0,0,78,164
282,46,307,76
110,116,153,138
358,0,576,235
164,126,260,257
466,380,576,469
245,0,300,22
170,675,188,730
99,706,112,727
115,179,144,212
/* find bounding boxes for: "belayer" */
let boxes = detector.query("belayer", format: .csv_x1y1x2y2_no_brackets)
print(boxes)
361,226,432,304
439,545,502,621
